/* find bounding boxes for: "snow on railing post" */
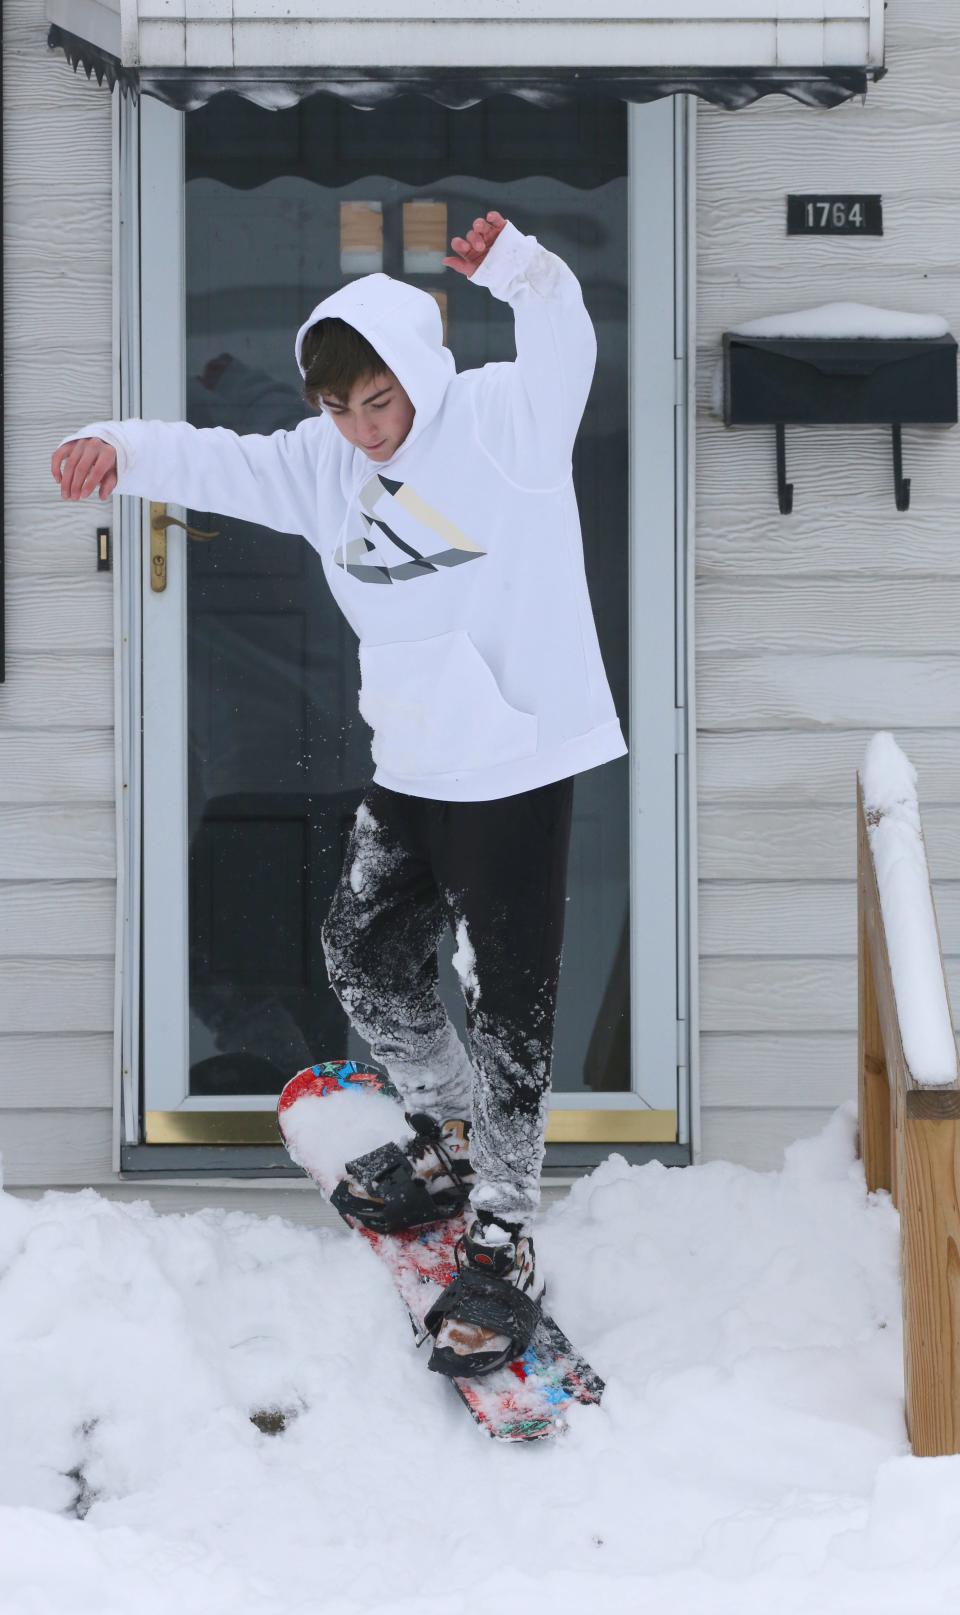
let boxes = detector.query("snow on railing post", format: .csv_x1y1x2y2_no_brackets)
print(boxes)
857,732,960,1457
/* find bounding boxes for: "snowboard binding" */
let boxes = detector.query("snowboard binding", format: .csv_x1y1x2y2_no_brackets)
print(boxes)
331,1111,475,1234
424,1212,545,1378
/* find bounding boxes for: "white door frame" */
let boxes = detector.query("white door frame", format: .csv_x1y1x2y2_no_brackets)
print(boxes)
111,88,698,1150
113,87,144,1152
678,95,700,1160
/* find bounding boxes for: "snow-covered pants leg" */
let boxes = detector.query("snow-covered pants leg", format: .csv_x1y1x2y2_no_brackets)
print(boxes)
320,777,575,1227
320,795,475,1122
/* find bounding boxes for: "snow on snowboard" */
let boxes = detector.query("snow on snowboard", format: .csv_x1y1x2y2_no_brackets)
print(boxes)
277,1060,604,1442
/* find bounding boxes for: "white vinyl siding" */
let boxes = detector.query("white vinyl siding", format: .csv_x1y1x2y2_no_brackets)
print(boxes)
2,0,116,1186
695,0,960,1168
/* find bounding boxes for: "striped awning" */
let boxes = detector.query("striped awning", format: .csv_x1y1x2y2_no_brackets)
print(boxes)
45,0,885,112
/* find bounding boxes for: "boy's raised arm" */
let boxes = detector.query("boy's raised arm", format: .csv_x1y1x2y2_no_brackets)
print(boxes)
53,414,332,538
459,216,598,489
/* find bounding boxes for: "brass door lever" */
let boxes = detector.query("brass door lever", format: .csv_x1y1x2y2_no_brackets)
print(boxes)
149,503,221,592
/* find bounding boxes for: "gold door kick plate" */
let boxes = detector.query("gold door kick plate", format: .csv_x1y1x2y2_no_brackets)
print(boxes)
145,1108,677,1147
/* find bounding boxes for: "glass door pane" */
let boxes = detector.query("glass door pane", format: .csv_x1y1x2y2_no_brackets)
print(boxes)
181,93,630,1102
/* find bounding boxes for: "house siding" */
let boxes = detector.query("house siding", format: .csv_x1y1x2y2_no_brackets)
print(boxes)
695,0,960,1168
1,0,116,1187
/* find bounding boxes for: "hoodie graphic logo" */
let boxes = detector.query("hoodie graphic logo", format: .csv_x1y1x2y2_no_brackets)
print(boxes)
335,474,486,584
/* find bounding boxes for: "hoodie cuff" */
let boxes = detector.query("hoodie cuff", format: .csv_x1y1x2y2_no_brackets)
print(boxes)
56,424,131,477
468,218,540,302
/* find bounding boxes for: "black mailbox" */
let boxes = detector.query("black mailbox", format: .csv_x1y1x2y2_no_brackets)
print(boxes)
722,332,958,512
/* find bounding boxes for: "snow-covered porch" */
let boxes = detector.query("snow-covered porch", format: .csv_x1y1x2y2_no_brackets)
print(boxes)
3,730,960,1608
0,1097,932,1614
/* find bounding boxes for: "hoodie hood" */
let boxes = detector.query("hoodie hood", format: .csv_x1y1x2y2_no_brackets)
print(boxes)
294,273,457,458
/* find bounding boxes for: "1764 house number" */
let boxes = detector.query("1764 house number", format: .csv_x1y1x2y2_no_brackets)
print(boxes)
786,194,883,235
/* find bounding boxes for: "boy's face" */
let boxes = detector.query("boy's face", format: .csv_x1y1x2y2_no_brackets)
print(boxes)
317,369,415,462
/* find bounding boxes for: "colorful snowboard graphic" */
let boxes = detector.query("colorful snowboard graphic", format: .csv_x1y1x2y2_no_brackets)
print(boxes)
277,1060,604,1442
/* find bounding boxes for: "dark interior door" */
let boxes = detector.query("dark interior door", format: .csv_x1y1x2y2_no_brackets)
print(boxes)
182,92,631,1100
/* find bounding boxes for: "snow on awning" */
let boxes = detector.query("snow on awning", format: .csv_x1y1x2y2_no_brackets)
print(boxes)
45,0,885,113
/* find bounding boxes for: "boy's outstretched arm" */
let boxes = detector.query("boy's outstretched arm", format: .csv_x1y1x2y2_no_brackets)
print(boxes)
51,413,333,539
445,210,598,490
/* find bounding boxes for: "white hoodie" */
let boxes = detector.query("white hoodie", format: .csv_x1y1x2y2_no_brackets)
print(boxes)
57,219,628,802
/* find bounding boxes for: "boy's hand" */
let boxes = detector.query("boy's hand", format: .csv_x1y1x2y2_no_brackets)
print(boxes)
51,438,118,501
443,211,508,278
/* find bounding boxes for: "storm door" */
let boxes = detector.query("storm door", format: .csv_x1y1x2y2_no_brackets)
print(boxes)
135,88,685,1150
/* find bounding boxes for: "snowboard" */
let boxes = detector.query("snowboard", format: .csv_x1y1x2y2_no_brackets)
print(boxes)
277,1059,604,1442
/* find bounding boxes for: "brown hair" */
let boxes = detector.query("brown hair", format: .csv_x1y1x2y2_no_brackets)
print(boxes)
300,317,390,409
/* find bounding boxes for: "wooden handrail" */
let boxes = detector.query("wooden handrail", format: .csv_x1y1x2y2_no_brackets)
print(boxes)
857,771,960,1456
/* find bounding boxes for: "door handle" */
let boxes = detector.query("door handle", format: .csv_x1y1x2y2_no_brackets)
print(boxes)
149,502,221,593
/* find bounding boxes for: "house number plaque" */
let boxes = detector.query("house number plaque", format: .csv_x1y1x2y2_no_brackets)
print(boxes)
787,194,883,235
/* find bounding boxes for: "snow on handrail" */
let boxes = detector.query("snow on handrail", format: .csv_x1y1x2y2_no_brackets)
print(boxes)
860,732,959,1087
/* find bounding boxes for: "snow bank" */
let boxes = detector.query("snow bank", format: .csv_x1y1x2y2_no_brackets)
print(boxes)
1,1107,955,1614
861,732,959,1086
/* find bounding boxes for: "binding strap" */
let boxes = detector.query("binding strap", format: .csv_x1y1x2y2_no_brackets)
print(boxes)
422,1266,542,1354
331,1141,441,1232
330,1115,470,1234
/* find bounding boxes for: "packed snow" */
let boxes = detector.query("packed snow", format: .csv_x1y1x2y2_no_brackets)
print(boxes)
3,1105,960,1614
450,914,481,1010
282,1086,412,1183
348,801,383,895
861,733,959,1086
729,303,950,341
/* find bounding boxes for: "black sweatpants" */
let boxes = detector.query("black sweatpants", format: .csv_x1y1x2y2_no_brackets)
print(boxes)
319,775,575,1225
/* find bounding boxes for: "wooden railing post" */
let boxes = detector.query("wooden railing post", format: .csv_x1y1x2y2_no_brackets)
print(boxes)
856,762,960,1456
899,1105,960,1453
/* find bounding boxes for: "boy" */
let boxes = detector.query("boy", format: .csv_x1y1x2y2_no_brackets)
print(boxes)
52,209,628,1378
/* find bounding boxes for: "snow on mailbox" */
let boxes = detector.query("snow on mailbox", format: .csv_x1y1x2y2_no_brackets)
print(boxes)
721,304,958,514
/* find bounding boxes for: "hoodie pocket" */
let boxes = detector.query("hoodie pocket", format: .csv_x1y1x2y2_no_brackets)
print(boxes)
358,629,538,779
